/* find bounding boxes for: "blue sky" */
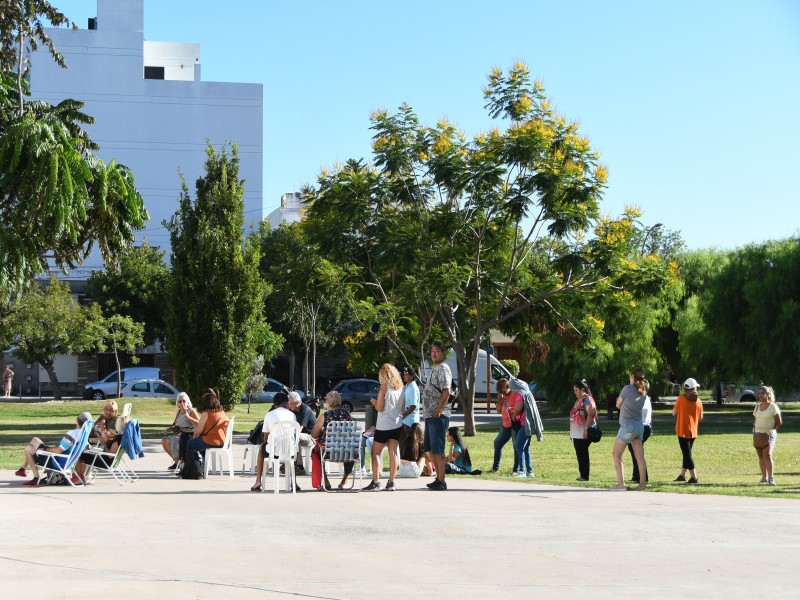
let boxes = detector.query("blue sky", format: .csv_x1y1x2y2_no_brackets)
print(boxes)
55,1,799,250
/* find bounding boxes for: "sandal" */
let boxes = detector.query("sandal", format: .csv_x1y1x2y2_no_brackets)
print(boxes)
250,483,262,492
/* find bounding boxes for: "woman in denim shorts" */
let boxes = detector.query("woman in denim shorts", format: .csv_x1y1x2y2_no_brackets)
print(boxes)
612,369,648,491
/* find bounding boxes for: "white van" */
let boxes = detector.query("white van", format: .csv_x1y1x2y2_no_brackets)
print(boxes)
82,367,161,400
422,349,524,400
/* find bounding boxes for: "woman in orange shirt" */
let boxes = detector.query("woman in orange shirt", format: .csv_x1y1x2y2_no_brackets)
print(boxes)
672,378,704,484
187,388,230,458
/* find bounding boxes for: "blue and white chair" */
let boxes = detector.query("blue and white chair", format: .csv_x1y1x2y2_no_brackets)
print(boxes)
38,420,93,487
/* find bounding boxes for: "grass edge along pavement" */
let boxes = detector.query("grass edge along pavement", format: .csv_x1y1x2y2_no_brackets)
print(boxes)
0,398,797,499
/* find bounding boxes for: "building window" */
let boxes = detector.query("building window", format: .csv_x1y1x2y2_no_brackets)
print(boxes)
144,66,165,80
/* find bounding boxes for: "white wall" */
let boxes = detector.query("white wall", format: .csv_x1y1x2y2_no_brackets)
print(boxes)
28,0,263,267
39,355,79,383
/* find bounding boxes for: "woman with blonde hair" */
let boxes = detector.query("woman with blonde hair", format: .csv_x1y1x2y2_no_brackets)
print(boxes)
161,392,199,470
91,400,119,439
612,369,648,490
363,363,404,491
753,385,782,485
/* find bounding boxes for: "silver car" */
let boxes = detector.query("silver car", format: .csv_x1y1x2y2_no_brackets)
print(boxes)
119,378,180,400
240,378,306,403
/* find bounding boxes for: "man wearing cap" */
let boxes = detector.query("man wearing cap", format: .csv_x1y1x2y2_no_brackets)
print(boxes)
672,378,704,484
250,392,297,492
15,411,93,487
421,342,452,491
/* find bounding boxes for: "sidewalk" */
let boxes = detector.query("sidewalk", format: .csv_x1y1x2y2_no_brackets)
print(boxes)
1,438,798,599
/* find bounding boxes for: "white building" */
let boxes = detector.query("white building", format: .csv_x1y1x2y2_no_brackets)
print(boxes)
267,192,304,230
29,0,263,270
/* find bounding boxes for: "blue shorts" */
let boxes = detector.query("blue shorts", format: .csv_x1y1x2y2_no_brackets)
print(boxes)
424,416,450,454
617,422,644,443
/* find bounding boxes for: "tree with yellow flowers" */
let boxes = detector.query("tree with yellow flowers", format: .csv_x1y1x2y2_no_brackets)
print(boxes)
303,63,675,435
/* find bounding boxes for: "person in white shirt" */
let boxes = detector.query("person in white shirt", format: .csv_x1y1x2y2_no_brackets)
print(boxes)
250,392,296,492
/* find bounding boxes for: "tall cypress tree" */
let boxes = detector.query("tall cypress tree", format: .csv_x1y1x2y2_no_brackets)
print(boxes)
165,143,278,410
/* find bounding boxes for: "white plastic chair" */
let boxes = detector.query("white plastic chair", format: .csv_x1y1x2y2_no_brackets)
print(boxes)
204,415,235,478
242,442,261,474
261,420,300,493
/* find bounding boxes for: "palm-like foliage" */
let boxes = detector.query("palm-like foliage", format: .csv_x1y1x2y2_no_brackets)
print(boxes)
0,50,146,305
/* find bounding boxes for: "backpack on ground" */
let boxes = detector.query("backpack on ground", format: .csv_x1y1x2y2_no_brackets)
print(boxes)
180,449,205,479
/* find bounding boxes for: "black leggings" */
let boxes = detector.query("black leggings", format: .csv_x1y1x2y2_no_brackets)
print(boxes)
572,438,591,480
678,436,696,470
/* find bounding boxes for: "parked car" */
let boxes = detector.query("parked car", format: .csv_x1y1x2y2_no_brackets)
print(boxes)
82,367,161,400
331,378,380,412
240,378,306,404
118,378,180,400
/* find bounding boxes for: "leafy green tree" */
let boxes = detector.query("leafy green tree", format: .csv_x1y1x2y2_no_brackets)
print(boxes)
258,222,354,393
85,242,170,347
165,143,282,410
668,248,730,393
303,64,675,434
0,276,143,398
702,238,800,393
0,4,147,305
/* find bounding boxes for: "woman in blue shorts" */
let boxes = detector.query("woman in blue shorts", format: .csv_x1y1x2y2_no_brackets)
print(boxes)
612,369,648,491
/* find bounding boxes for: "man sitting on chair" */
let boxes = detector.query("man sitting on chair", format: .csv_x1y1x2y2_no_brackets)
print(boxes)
288,391,315,474
250,392,297,492
15,411,93,487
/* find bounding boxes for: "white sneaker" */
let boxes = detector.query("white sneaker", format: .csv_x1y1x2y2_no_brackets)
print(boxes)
514,472,526,478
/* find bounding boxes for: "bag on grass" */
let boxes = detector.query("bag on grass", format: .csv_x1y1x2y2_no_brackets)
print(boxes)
180,449,205,479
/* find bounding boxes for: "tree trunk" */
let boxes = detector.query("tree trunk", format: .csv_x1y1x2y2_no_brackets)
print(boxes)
113,335,122,398
42,361,62,399
16,31,25,114
311,310,317,397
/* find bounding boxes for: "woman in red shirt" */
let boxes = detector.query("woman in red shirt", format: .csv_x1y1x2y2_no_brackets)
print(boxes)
491,378,521,473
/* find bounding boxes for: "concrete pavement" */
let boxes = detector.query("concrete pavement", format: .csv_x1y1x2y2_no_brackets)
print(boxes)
1,436,798,599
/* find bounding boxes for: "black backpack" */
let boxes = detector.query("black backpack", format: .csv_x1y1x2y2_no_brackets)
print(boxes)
247,420,264,446
180,449,205,479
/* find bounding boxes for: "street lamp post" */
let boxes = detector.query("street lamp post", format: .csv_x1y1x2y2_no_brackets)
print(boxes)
640,223,663,253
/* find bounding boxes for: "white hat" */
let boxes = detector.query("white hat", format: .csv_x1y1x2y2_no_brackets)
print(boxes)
683,378,700,390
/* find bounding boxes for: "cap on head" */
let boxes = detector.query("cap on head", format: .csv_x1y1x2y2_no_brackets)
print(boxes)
78,411,93,426
683,378,700,390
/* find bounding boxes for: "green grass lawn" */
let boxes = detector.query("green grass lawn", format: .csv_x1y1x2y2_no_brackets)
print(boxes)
1,399,797,499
